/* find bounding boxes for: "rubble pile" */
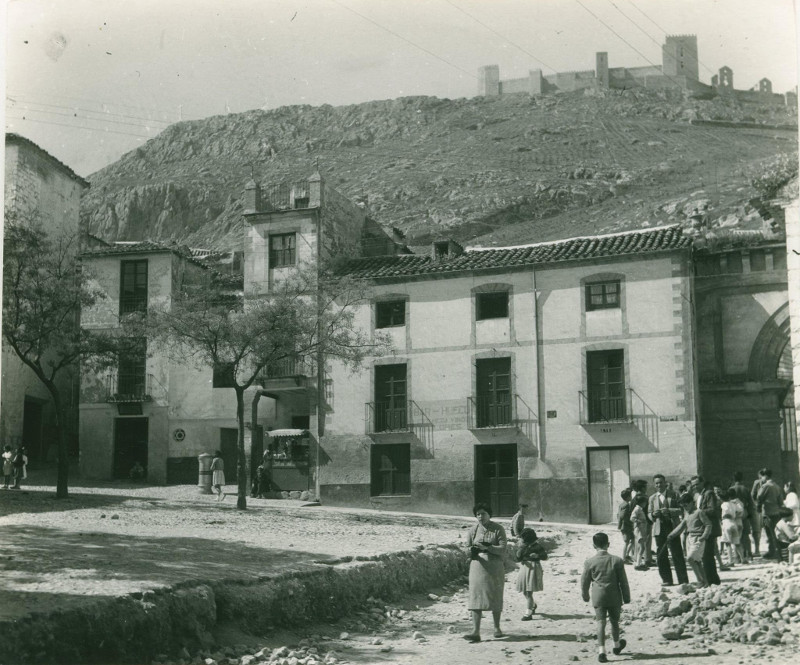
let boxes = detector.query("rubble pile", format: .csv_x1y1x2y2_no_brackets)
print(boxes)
630,563,800,648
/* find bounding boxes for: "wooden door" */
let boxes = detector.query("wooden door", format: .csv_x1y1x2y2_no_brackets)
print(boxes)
474,444,518,517
587,447,630,524
113,418,148,479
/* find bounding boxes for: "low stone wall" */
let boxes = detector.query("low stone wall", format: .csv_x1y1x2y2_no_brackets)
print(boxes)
0,545,469,665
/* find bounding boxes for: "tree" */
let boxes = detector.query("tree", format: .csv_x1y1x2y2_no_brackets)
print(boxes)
2,219,119,498
133,262,385,509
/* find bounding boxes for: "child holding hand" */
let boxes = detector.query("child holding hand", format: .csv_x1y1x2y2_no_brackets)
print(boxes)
515,527,548,620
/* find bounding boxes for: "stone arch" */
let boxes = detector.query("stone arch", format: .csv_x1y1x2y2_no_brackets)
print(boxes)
747,302,791,381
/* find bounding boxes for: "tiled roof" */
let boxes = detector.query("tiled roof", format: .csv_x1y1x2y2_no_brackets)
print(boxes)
81,241,208,268
339,225,690,280
6,133,89,187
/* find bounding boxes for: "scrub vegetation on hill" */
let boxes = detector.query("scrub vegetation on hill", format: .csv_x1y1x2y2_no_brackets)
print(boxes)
80,88,797,251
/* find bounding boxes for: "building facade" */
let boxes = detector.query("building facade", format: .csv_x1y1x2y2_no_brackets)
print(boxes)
693,236,797,485
317,227,698,522
2,133,89,462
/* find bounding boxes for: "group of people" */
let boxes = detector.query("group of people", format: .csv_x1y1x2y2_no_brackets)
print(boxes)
617,470,800,589
2,444,28,489
464,502,628,662
462,471,800,660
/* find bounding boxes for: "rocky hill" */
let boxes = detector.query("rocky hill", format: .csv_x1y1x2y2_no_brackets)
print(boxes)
81,88,797,251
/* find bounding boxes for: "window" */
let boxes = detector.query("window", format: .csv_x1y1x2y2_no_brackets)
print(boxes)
120,260,148,314
587,350,626,422
370,443,410,496
476,291,509,320
269,233,296,268
118,340,147,398
212,362,236,388
475,357,512,427
376,300,406,328
374,364,407,432
585,281,620,311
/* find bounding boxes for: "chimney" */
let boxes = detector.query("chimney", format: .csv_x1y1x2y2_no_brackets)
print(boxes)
244,180,261,213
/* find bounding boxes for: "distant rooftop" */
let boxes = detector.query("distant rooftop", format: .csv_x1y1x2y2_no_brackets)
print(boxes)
338,225,690,280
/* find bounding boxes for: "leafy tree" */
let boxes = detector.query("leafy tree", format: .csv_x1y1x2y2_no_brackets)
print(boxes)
132,263,384,509
2,219,120,498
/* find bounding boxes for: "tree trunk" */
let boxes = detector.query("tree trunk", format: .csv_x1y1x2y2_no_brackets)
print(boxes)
235,386,247,510
48,383,69,499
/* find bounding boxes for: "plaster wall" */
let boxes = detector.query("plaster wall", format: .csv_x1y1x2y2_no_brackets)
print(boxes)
720,291,788,375
321,251,696,519
786,203,800,477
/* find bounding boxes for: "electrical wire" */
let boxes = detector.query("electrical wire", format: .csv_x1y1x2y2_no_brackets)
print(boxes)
441,0,558,73
7,104,167,132
5,113,156,139
7,96,172,127
328,0,479,80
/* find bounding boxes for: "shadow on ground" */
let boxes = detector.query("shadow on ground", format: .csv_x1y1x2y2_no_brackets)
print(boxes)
0,524,336,621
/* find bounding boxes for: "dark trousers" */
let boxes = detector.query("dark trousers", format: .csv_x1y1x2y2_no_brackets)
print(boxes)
702,537,721,585
654,532,689,585
763,513,780,556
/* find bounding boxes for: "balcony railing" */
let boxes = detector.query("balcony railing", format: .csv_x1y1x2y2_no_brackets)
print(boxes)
365,400,435,453
105,372,155,403
578,390,631,424
265,356,312,378
119,295,147,315
262,180,317,211
467,394,537,440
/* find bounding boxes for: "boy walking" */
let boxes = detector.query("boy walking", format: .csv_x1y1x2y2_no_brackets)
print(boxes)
581,532,630,663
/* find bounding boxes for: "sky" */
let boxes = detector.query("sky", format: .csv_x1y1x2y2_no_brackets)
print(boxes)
3,0,799,177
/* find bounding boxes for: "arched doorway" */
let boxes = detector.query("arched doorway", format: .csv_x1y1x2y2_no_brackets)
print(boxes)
777,342,798,482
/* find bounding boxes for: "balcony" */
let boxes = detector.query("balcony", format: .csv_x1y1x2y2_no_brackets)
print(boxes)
365,400,435,453
105,372,155,403
467,394,537,440
261,180,318,211
258,356,313,393
578,389,660,444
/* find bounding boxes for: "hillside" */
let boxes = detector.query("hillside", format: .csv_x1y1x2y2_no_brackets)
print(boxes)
81,89,797,251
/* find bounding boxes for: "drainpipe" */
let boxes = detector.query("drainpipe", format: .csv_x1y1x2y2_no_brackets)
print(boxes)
533,266,545,461
315,204,325,502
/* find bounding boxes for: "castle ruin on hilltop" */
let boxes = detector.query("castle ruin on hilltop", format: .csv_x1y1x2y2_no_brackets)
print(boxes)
479,35,796,107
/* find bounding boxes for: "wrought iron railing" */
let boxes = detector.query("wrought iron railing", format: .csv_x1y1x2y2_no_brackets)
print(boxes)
467,394,513,428
365,400,435,453
264,356,312,378
105,371,158,402
262,180,317,211
119,295,147,315
578,389,631,424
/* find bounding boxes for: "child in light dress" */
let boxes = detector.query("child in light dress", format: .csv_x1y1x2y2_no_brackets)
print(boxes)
2,445,13,489
210,450,226,501
515,527,548,620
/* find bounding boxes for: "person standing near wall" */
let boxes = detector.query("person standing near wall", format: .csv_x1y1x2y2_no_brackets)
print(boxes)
210,450,226,502
750,470,766,557
757,468,785,559
648,474,689,586
730,471,755,562
692,475,721,585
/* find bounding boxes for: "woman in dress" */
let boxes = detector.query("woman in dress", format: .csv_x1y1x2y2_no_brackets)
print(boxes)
464,502,507,643
210,450,226,501
784,482,800,528
515,527,547,620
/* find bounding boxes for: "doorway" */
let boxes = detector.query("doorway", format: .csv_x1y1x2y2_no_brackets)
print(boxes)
474,443,518,517
22,398,44,463
587,446,630,524
113,418,148,479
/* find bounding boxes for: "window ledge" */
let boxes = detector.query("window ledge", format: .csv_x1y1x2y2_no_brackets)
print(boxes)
370,494,412,499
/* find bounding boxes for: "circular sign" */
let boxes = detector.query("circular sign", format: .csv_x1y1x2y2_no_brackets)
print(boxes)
173,428,186,441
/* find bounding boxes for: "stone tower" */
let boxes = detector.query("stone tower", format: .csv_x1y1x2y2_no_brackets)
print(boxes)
662,35,699,81
596,52,609,88
478,65,500,97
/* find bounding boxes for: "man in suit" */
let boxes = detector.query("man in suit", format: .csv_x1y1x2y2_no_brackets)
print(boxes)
581,532,630,663
648,474,689,586
692,475,721,585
